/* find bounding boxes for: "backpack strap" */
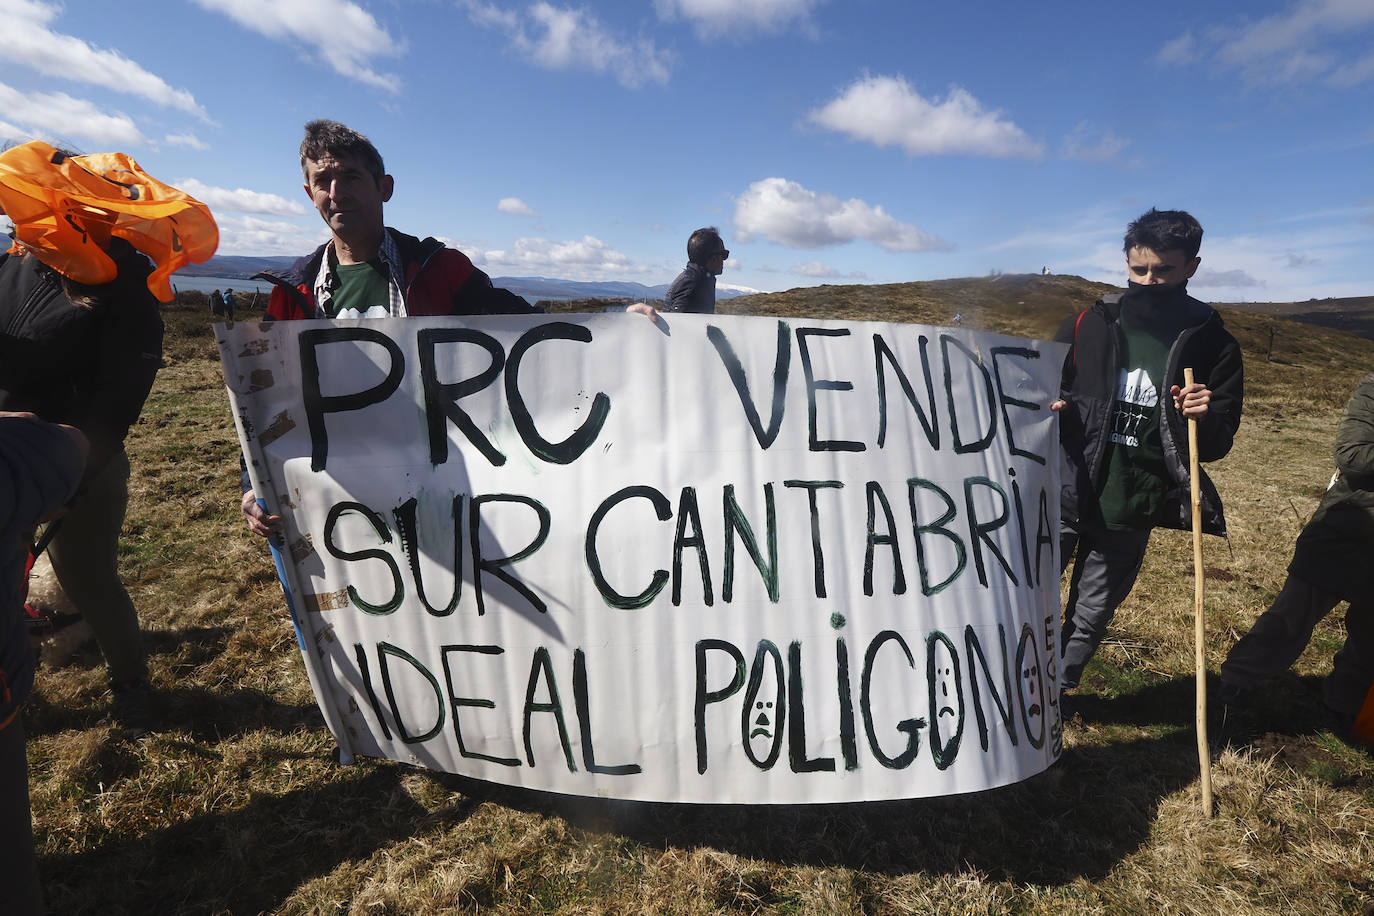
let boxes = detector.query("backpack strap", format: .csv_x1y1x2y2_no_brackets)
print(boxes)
1071,309,1087,367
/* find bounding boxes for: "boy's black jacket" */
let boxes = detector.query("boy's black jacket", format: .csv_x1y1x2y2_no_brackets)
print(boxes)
1055,290,1244,537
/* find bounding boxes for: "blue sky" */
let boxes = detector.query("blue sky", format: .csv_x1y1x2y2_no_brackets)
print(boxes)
1,0,1371,301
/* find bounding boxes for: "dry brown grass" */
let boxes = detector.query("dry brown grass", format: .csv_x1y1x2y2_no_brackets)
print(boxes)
23,277,1374,915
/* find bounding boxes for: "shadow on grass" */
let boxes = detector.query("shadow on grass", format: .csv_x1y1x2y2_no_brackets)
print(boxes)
26,683,325,743
424,700,1206,886
41,766,449,916
27,624,325,740
40,673,1356,910
1072,670,1335,739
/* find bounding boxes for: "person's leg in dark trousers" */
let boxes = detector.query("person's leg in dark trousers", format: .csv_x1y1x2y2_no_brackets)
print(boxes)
47,450,148,703
1325,597,1374,734
1059,525,1152,691
1220,574,1342,697
0,717,44,914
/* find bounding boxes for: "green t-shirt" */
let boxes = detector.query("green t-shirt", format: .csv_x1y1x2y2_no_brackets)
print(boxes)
1096,309,1174,530
327,260,391,318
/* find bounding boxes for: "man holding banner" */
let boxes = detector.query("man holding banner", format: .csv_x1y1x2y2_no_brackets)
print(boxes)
223,121,1066,804
241,119,541,536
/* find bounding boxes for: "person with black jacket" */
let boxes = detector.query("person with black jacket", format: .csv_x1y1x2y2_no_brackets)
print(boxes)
1221,374,1374,746
0,239,164,731
663,227,727,314
1052,208,1244,694
0,411,86,915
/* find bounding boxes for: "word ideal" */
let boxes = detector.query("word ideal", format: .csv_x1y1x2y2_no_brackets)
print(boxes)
349,616,1062,777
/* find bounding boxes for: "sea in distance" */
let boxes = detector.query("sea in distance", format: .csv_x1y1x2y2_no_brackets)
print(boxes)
170,274,272,296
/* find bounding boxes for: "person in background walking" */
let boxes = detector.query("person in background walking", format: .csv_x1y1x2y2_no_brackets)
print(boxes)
663,227,728,314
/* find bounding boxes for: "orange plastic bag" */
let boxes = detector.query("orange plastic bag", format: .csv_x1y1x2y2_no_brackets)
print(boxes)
0,140,218,302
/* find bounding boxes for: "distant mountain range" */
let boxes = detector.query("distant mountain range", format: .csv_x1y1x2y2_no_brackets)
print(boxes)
176,255,757,301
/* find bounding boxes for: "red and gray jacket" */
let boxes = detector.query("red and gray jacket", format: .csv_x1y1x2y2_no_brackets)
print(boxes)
1055,290,1244,537
253,228,536,320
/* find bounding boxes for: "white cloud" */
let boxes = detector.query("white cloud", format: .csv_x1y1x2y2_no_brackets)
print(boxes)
655,0,823,38
1061,124,1131,162
476,235,649,280
173,178,306,217
791,260,866,280
498,196,536,216
1192,267,1264,289
1283,251,1322,268
984,206,1373,302
1160,0,1374,87
1330,51,1374,86
193,0,403,93
0,82,148,146
808,75,1043,159
1155,31,1196,65
0,0,209,118
734,177,949,252
215,214,327,257
165,133,209,151
460,2,671,88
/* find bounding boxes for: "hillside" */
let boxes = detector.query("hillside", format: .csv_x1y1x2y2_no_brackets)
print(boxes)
1219,294,1374,343
24,279,1374,915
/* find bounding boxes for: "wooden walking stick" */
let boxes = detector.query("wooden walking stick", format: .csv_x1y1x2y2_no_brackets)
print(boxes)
1185,367,1214,817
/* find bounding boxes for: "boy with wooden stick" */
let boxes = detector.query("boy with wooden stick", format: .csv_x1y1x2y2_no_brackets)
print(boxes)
1052,209,1244,696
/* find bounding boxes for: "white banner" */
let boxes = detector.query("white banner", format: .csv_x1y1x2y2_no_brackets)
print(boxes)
219,313,1067,803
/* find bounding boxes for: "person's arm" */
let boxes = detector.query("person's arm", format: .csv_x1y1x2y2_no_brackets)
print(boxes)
0,413,88,536
1050,311,1082,412
241,488,282,538
449,258,540,315
1181,335,1244,462
1333,378,1374,479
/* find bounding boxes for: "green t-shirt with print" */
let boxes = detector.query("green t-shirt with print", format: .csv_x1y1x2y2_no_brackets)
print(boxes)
327,259,390,318
1096,308,1175,530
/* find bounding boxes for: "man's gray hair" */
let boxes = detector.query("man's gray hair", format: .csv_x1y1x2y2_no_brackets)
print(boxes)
299,119,385,181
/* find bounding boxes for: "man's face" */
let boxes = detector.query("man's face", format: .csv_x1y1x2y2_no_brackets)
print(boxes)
706,246,729,277
1126,246,1199,287
302,153,393,242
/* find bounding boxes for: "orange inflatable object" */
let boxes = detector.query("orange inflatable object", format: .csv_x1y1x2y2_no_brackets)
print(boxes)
0,140,218,302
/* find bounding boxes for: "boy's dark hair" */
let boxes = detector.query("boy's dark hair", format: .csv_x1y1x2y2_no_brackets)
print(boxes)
299,119,385,182
1123,208,1203,260
687,226,723,265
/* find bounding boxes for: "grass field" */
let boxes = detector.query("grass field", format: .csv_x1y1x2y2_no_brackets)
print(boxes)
24,275,1374,914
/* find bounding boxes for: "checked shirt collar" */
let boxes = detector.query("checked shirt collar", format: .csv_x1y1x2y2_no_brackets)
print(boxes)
312,228,408,317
